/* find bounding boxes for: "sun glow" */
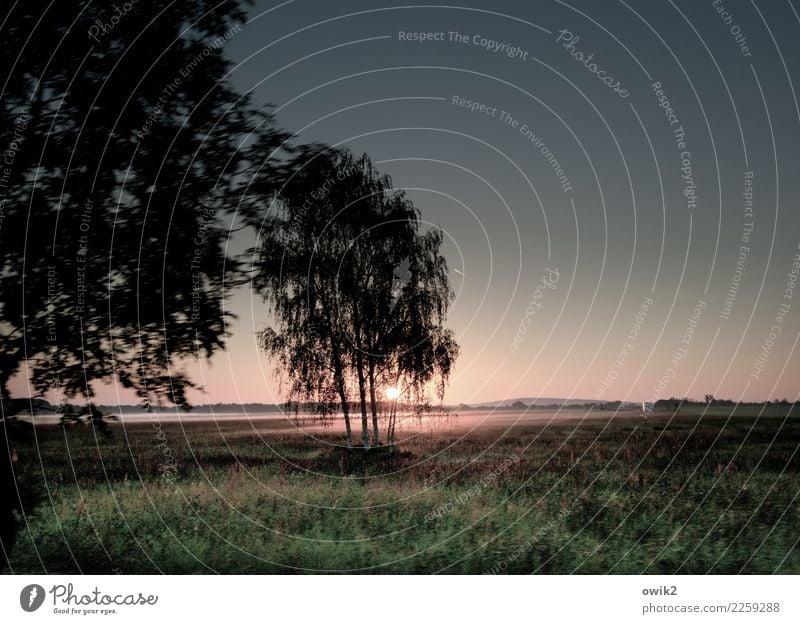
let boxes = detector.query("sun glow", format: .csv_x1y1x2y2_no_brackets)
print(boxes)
385,387,401,400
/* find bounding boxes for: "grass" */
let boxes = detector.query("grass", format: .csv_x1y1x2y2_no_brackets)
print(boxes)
4,410,799,574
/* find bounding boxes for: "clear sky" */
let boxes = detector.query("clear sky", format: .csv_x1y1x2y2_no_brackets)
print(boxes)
15,0,800,406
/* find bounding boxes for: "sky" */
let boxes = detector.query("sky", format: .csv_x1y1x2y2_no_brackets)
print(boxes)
15,0,800,406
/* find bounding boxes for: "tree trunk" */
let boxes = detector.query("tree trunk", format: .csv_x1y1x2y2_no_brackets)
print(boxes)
340,393,353,448
324,292,352,447
0,423,19,561
351,306,371,449
354,348,370,448
368,360,380,446
330,342,352,447
387,399,397,447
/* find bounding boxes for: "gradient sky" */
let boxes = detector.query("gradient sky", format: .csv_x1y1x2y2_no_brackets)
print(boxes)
16,0,800,406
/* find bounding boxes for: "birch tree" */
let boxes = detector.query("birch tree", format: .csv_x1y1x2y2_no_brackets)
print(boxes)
250,147,458,448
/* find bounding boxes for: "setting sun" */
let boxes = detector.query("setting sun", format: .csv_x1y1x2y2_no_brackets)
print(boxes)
385,387,401,400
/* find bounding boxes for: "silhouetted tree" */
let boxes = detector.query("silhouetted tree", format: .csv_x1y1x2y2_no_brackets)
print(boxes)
249,147,458,448
0,0,288,562
0,0,287,409
0,421,19,567
378,227,459,446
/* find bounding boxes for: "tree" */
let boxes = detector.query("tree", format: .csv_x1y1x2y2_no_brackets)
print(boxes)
0,422,18,567
0,0,287,410
376,226,459,446
249,147,458,448
0,0,289,563
704,394,715,404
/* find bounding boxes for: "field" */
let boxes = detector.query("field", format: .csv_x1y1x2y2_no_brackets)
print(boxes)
4,408,799,574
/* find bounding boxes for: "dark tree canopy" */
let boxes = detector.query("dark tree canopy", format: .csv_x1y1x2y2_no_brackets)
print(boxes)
0,0,287,410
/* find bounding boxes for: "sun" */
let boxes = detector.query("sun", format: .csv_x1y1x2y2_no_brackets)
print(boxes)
385,387,401,400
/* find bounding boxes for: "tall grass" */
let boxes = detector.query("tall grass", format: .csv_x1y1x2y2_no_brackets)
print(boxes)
5,413,799,573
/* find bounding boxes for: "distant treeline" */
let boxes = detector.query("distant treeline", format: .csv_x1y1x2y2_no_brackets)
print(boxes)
5,400,287,416
109,403,289,414
458,401,640,411
11,400,446,416
459,398,799,411
654,397,798,409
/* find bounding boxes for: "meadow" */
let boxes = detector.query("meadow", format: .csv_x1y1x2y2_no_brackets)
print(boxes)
4,408,799,574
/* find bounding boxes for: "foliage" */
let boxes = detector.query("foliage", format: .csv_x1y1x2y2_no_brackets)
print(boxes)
248,147,459,447
0,0,286,408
